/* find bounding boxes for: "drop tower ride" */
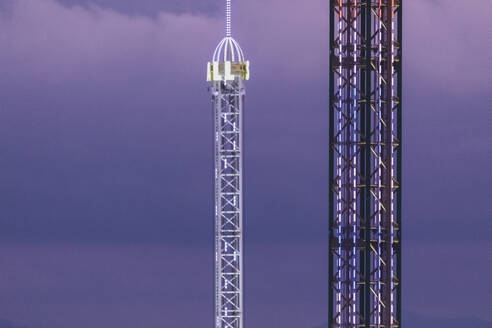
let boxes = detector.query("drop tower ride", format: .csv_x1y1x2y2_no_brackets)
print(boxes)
329,1,402,328
207,1,250,327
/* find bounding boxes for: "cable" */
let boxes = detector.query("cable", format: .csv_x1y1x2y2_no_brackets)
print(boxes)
226,0,232,37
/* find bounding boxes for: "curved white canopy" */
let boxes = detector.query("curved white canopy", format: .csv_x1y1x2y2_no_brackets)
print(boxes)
212,37,246,63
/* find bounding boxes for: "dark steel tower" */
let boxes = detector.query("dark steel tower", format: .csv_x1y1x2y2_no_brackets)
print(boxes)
329,1,402,328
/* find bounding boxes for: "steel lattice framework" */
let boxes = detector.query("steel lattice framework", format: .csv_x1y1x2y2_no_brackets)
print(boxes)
212,79,245,328
207,1,250,327
329,1,402,328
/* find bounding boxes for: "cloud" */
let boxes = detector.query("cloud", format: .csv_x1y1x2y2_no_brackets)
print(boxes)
312,324,328,328
0,319,28,328
0,0,330,93
0,0,489,247
405,312,492,328
0,244,213,328
0,0,220,84
2,0,488,93
313,312,492,328
404,242,491,321
405,0,492,95
0,242,328,328
54,0,219,17
0,0,331,245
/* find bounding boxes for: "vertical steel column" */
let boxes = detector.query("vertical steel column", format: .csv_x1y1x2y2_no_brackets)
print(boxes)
396,1,403,326
379,2,393,327
328,0,336,325
212,79,245,328
329,1,401,327
362,2,371,327
330,1,365,326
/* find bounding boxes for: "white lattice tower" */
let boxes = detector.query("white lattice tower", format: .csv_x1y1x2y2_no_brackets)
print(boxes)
206,1,250,328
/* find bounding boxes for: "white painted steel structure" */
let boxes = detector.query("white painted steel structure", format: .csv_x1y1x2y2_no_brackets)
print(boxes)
207,1,250,328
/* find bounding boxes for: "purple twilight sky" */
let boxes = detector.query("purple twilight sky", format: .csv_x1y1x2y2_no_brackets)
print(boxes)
0,0,491,327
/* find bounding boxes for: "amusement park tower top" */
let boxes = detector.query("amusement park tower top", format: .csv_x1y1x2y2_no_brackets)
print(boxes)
207,0,250,82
